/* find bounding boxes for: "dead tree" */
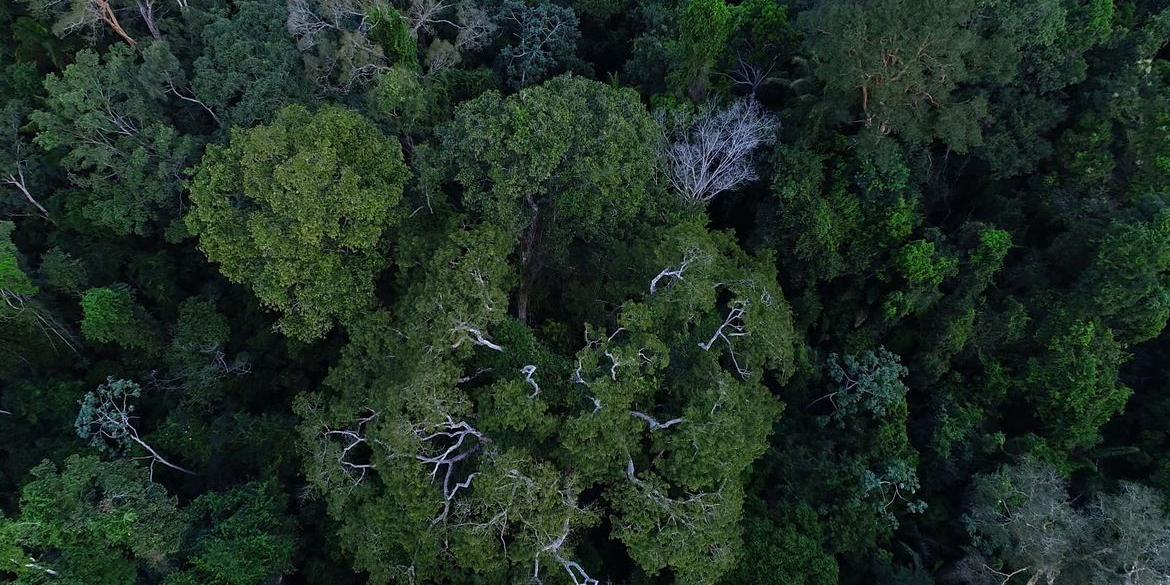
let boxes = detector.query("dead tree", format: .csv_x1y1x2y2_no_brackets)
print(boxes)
521,364,540,398
630,411,684,431
665,98,777,205
39,0,139,46
451,322,505,352
698,299,751,378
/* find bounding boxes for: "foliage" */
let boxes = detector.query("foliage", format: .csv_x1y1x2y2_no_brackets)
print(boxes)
187,104,408,341
3,2,1170,584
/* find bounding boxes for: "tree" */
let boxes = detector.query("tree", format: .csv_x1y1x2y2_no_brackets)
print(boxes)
76,378,194,477
664,98,778,205
816,347,910,420
495,0,582,89
966,458,1170,585
31,44,198,235
165,482,296,585
1,62,50,221
670,0,734,98
79,285,155,351
20,0,139,46
186,104,408,341
1024,319,1131,454
193,0,308,128
421,75,666,323
0,455,183,583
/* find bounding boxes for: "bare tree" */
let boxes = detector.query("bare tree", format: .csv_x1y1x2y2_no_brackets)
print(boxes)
1,289,78,354
664,98,778,205
698,299,750,378
534,518,600,585
75,378,194,479
521,364,541,398
3,166,51,222
453,1,495,52
136,0,161,39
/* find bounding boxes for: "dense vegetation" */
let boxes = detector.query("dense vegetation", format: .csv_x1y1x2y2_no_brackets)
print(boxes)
2,0,1170,583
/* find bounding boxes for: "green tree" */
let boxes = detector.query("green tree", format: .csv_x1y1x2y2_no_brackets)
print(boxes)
79,285,154,351
192,0,307,128
31,44,198,235
165,482,296,585
421,75,667,323
187,104,408,341
0,455,183,584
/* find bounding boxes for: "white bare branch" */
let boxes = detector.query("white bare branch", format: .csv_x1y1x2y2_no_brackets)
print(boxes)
520,364,540,398
665,98,778,205
698,300,751,378
322,409,379,486
413,416,486,524
534,519,598,585
631,411,685,431
649,247,702,295
451,322,504,352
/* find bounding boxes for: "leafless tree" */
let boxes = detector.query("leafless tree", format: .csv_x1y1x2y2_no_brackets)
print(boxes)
33,0,138,45
533,517,599,585
454,1,495,52
698,299,750,378
624,458,725,529
664,98,778,205
166,80,221,126
286,0,334,50
135,0,161,39
406,0,457,38
425,39,461,76
727,55,778,95
1,289,78,354
3,167,51,222
321,408,380,486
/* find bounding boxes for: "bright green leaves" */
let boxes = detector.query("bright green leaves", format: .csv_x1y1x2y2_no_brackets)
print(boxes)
0,458,294,585
896,240,958,287
167,482,295,585
187,104,408,341
0,221,36,297
671,0,734,96
80,286,153,351
1025,320,1132,453
1,455,183,584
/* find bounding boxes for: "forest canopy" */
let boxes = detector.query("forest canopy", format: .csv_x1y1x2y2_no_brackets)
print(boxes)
3,0,1170,584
